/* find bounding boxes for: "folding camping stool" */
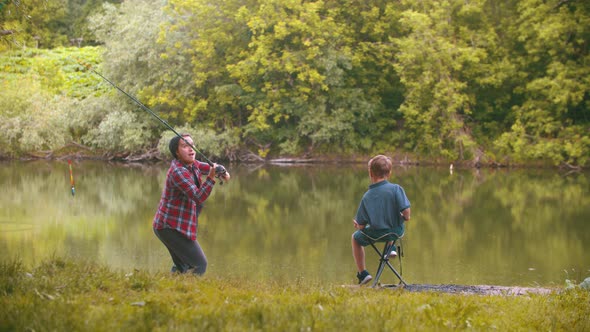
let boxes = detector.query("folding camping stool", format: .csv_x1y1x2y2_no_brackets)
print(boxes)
362,231,407,288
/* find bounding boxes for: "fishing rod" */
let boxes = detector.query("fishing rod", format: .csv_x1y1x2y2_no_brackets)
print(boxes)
75,59,213,164
75,58,227,179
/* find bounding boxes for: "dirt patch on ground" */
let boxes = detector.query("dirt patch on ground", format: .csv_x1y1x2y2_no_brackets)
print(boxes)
380,284,557,296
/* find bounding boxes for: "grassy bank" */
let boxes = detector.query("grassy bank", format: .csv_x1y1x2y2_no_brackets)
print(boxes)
1,258,588,331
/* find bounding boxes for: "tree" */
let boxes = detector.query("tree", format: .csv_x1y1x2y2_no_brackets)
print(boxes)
393,0,486,160
0,0,68,49
163,0,401,155
0,0,121,50
495,0,590,166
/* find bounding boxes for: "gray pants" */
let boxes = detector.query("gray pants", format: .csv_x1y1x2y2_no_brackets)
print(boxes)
154,228,207,275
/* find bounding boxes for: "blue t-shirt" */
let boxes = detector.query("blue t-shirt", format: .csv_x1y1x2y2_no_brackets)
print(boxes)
355,180,411,235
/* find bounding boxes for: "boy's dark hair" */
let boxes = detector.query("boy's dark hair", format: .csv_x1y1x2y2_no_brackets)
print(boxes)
168,134,191,159
369,155,392,178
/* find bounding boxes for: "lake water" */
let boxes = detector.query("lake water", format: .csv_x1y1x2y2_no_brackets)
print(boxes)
1,160,588,287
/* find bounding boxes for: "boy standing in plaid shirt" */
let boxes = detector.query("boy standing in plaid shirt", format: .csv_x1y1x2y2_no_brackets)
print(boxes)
153,134,230,275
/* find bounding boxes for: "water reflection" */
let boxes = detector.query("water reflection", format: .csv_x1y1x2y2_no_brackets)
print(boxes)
0,161,588,287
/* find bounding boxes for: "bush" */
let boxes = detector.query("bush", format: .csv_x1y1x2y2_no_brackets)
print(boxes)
157,125,240,161
0,78,70,156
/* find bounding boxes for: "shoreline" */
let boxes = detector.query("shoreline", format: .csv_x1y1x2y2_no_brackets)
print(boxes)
390,284,557,296
1,154,585,171
0,145,585,170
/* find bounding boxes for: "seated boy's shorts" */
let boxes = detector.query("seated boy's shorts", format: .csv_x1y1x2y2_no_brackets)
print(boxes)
353,228,400,246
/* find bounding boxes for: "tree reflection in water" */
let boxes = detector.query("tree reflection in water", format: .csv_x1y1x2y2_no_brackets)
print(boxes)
0,161,588,286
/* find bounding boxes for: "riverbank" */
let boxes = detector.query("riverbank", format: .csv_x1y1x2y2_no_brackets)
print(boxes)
1,258,588,331
2,144,585,171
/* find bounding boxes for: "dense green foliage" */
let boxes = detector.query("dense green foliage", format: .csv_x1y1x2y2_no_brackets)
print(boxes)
0,0,589,166
1,258,588,331
0,46,158,156
0,0,121,50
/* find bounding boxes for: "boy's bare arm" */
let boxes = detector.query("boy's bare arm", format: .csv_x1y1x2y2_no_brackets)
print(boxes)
401,208,411,221
353,219,366,230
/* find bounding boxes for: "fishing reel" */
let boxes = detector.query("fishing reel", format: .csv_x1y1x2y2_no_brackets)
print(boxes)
215,164,228,184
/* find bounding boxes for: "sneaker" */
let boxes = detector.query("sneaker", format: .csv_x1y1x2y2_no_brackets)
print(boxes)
357,270,373,285
171,264,188,274
389,250,398,259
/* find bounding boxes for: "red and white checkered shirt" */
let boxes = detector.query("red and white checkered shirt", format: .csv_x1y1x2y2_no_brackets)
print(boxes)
153,159,215,240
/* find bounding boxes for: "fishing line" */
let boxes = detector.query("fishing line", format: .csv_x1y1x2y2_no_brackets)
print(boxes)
68,160,75,196
74,58,215,166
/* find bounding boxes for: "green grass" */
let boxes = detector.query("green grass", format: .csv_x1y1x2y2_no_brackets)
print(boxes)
1,258,588,331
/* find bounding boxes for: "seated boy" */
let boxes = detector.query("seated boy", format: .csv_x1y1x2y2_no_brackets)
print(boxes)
351,155,411,285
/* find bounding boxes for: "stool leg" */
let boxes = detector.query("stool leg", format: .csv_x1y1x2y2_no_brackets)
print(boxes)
371,262,387,287
385,260,407,286
371,241,407,287
371,242,395,287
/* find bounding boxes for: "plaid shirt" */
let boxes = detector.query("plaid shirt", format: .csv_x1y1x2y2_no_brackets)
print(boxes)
153,159,215,240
